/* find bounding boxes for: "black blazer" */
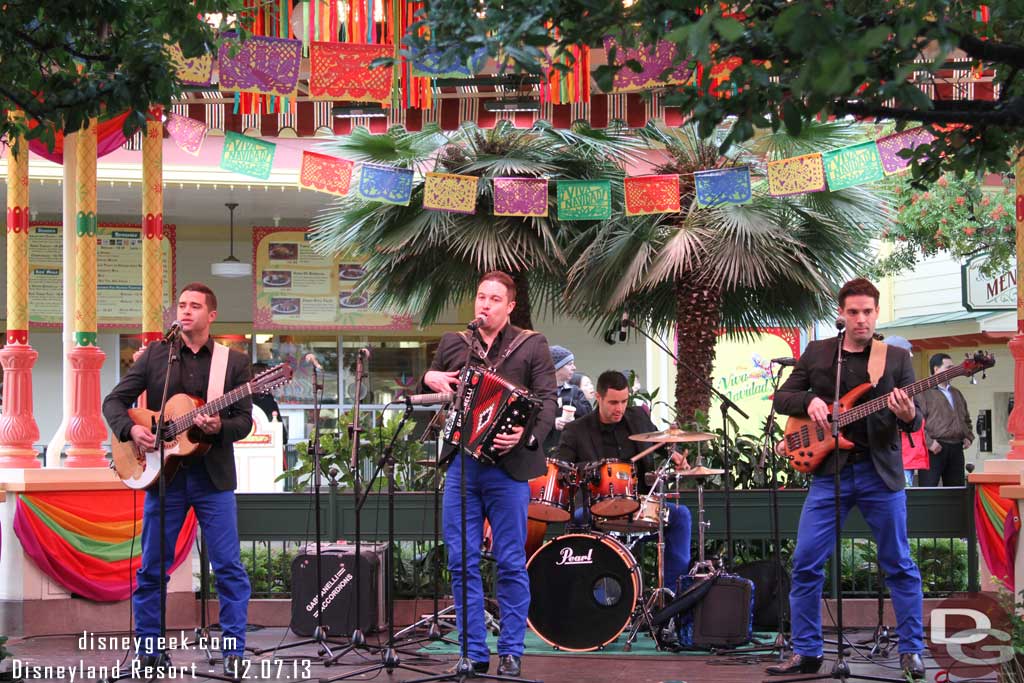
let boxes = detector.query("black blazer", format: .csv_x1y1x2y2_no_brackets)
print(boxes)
558,406,666,493
773,338,922,491
427,325,558,482
102,340,253,491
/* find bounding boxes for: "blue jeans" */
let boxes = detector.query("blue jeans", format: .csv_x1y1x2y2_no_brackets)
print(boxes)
789,460,924,656
443,453,530,662
135,463,250,657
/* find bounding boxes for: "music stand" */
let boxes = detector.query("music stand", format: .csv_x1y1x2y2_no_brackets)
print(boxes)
767,323,903,683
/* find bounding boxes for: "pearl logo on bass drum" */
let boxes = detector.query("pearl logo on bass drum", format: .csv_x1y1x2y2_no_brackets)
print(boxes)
556,547,594,566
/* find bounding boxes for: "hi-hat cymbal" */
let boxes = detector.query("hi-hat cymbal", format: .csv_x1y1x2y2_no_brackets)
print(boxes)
675,465,725,478
628,427,717,443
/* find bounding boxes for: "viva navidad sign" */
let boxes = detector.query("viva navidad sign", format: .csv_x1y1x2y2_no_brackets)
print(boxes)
962,255,1017,311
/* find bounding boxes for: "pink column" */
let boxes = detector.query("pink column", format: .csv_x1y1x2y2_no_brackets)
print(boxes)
1008,157,1024,459
64,346,109,466
0,112,41,467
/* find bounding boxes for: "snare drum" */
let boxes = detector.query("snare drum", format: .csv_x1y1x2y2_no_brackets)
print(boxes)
588,459,639,517
596,495,669,533
527,459,574,522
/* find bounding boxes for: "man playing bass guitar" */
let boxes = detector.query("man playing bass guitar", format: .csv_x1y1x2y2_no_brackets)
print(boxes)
767,278,926,680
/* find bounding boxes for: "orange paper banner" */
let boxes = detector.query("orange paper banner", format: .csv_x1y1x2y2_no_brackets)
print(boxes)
767,153,827,197
423,173,478,214
624,175,680,216
309,42,393,104
299,151,354,197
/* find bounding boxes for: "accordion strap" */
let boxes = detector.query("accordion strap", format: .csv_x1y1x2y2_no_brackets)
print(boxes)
458,329,538,372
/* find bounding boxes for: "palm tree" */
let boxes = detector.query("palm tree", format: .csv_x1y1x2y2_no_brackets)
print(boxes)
564,121,889,424
309,121,646,330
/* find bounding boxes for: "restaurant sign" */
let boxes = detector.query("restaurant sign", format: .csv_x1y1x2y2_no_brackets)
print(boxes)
961,254,1017,311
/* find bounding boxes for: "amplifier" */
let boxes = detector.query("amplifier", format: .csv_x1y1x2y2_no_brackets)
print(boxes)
691,574,754,648
290,542,387,637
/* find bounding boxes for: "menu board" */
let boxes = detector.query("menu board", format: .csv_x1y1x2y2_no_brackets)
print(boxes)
26,223,176,327
252,227,414,331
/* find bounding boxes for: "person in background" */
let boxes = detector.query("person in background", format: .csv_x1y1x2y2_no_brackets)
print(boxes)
570,372,596,404
544,345,592,454
252,362,289,469
883,337,928,487
918,353,974,486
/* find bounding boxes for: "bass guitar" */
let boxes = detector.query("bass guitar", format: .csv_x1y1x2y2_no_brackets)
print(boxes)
111,363,293,489
780,351,994,473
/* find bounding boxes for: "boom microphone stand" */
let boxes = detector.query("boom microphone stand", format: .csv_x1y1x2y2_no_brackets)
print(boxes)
767,321,902,683
625,319,749,569
256,360,347,662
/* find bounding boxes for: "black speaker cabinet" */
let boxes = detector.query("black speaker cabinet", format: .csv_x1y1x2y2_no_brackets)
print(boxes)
290,542,387,637
692,574,754,648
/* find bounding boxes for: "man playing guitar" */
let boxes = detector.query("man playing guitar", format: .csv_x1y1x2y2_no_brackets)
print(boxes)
767,278,925,679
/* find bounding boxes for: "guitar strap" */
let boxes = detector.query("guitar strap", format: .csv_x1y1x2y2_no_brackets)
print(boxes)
207,342,230,401
867,338,887,387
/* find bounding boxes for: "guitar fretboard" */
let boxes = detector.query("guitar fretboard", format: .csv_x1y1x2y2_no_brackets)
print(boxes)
838,365,970,427
166,383,254,437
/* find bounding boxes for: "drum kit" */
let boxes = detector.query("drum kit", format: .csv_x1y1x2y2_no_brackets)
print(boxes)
522,427,726,652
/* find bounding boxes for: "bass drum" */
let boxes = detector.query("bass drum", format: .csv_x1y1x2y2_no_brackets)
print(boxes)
527,533,641,651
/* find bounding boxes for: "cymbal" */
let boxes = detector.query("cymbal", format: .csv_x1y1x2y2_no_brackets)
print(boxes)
628,427,717,443
415,459,442,467
675,465,725,478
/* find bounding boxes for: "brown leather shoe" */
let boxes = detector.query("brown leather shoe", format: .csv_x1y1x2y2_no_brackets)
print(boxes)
767,653,824,675
900,653,925,680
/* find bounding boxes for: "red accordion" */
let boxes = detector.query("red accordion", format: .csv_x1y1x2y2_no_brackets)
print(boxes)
443,366,541,464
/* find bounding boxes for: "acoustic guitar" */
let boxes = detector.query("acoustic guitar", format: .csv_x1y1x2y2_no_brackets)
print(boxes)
111,364,293,489
779,351,994,474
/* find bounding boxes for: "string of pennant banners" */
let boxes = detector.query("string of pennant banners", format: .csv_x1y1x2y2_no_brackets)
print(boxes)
166,110,934,216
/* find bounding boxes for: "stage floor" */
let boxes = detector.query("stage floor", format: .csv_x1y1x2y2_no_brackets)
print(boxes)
3,626,958,683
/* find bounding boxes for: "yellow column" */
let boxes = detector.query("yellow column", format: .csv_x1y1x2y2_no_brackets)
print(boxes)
0,111,41,467
142,115,165,345
64,119,108,467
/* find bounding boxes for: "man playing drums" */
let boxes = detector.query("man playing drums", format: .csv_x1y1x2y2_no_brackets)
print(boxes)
559,370,692,592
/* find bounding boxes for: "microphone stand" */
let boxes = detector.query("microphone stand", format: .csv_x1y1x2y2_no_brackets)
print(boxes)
768,326,903,683
626,321,749,570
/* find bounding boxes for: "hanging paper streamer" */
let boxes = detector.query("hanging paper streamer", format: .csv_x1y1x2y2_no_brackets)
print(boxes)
409,47,488,79
423,173,478,213
310,42,394,104
359,163,414,205
165,113,208,156
557,180,612,220
767,153,827,197
822,141,885,191
299,151,355,196
603,37,694,93
876,127,936,175
220,131,277,179
166,44,213,88
694,167,752,208
218,35,302,97
493,178,548,217
624,175,681,216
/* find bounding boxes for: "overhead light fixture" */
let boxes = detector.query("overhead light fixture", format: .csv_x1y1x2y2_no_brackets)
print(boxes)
332,105,388,118
483,97,541,113
211,202,252,278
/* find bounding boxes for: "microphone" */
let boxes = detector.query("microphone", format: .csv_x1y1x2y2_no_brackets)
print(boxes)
467,314,487,331
404,391,455,406
162,321,182,343
304,353,323,372
618,310,630,343
771,357,797,367
835,316,847,331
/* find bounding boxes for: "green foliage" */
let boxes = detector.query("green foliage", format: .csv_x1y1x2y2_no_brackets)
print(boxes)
0,1,245,147
873,174,1016,278
279,411,428,492
405,0,1024,181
